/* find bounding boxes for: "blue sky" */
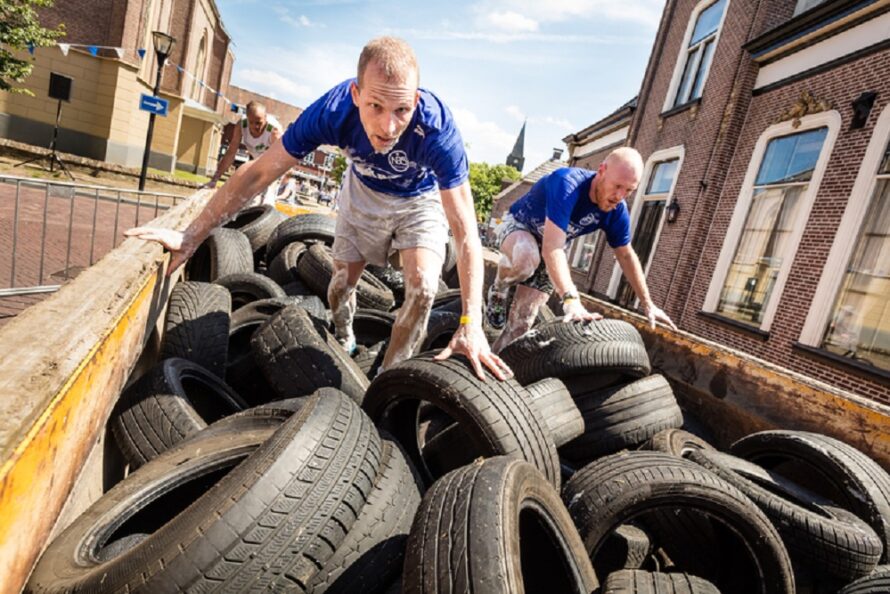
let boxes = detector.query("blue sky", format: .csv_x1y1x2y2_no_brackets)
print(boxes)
217,0,665,174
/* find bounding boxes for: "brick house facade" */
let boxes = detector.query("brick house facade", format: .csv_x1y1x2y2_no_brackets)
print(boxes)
1,0,235,175
569,0,889,401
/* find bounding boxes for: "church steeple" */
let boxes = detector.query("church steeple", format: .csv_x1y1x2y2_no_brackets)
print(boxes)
506,120,526,173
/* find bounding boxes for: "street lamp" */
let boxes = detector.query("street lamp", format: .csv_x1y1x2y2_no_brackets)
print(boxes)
138,31,176,191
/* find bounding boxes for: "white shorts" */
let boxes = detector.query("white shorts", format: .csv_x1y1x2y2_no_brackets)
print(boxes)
332,168,448,267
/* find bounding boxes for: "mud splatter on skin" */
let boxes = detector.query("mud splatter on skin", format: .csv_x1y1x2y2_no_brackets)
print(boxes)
328,265,358,346
492,234,539,292
492,286,549,354
382,263,439,370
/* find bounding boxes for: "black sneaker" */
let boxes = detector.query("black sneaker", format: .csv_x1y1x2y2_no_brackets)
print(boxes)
485,284,510,330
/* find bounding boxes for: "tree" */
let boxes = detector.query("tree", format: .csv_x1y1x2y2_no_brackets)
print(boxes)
329,154,348,187
468,162,521,222
0,0,65,94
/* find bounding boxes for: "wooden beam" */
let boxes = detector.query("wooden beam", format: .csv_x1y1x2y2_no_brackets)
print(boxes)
0,190,210,593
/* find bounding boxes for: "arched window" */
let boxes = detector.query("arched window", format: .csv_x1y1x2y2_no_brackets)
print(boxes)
191,33,207,101
663,0,728,111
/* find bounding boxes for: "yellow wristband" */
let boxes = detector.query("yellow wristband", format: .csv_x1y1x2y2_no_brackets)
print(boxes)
459,315,472,325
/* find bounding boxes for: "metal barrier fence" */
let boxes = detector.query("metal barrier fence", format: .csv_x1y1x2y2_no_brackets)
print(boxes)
0,174,187,297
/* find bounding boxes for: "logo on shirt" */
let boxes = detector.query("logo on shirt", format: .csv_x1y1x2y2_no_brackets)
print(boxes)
579,213,600,226
388,150,410,172
414,125,425,138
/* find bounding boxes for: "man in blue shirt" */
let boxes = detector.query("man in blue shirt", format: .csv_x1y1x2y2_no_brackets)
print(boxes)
127,37,511,380
487,147,677,353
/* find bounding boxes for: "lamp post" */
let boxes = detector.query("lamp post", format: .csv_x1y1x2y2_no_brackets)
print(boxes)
138,31,176,191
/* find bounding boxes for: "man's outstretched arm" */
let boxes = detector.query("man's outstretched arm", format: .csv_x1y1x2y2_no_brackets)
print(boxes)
126,141,298,273
613,244,677,330
434,181,512,381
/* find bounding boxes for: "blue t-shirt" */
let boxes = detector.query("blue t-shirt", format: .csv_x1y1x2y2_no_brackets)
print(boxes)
509,167,631,248
281,79,468,198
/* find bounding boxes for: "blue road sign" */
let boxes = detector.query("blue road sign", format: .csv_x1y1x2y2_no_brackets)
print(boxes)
139,94,169,117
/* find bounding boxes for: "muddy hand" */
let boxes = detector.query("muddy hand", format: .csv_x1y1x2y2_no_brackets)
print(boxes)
643,303,677,331
562,299,602,323
124,226,193,274
435,322,513,381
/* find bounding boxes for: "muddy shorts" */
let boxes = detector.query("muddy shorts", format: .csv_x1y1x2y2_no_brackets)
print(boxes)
332,168,448,267
494,213,555,294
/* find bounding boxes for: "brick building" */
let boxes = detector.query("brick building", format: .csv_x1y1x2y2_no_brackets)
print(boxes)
0,0,235,176
567,0,889,400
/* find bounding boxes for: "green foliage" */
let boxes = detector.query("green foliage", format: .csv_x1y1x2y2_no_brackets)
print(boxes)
469,162,521,222
0,0,65,94
329,154,347,186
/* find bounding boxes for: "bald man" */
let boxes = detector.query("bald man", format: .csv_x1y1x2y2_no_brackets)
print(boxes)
487,147,677,353
207,101,284,204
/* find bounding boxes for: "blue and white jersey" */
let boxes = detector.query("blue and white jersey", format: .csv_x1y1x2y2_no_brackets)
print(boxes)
281,79,468,198
509,167,631,248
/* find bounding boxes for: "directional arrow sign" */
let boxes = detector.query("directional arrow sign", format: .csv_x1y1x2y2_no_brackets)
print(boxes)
139,93,169,117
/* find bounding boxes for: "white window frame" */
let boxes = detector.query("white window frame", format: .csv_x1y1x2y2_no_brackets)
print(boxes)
800,103,890,346
662,0,730,113
569,232,601,272
607,146,685,300
703,110,841,331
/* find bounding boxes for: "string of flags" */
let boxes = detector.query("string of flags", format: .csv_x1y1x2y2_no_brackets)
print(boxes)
34,41,244,113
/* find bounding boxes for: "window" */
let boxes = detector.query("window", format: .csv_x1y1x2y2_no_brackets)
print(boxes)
820,140,890,370
715,127,828,325
302,152,316,166
322,153,336,170
794,0,827,16
616,158,679,306
191,34,207,101
671,0,727,109
569,233,599,272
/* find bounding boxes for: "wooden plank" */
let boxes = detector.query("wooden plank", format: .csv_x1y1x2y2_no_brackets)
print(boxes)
583,296,890,469
0,190,210,593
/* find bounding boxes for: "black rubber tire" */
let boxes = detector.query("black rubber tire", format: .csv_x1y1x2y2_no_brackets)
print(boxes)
27,391,382,592
838,565,890,593
160,281,231,379
186,227,253,282
252,304,370,403
524,377,584,448
226,297,324,406
440,234,457,277
602,570,720,593
688,449,883,581
421,310,461,350
297,243,395,311
214,272,287,311
564,450,795,594
594,524,652,578
730,430,890,562
561,375,683,463
402,457,598,594
266,213,337,262
363,352,560,488
643,428,716,458
499,319,651,387
353,309,397,346
282,279,314,297
111,358,247,468
353,341,387,380
268,241,307,287
308,438,422,594
366,264,406,305
223,204,286,252
431,287,462,313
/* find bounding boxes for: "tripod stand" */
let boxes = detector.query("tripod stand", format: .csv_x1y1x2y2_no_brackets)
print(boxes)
15,99,74,180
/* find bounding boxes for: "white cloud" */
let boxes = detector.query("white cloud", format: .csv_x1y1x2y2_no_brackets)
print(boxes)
477,0,665,29
451,107,516,165
483,11,539,33
505,105,525,121
236,69,313,102
387,27,647,45
540,115,575,132
272,5,323,28
233,43,359,105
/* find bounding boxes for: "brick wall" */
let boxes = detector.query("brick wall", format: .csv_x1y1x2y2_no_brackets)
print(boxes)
681,49,890,402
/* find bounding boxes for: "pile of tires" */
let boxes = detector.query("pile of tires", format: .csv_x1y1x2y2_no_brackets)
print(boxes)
25,210,890,593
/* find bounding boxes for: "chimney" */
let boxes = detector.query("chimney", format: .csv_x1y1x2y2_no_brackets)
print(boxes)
551,148,564,161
